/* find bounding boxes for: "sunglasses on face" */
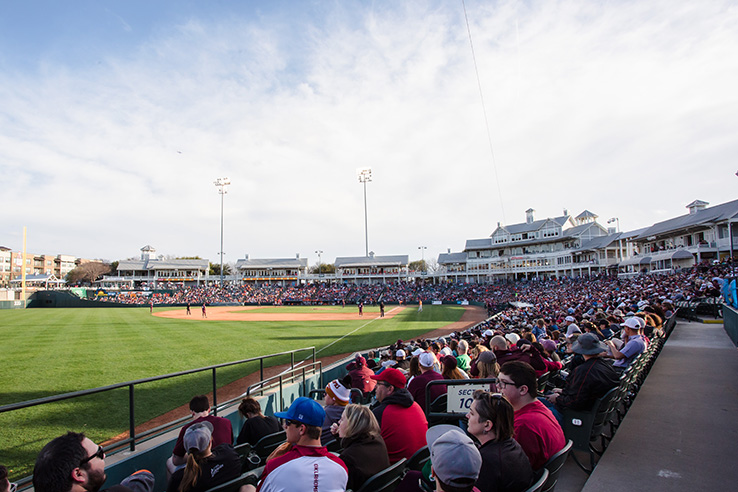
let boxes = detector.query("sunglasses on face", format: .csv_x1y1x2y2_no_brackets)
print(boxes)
79,445,105,466
282,419,303,427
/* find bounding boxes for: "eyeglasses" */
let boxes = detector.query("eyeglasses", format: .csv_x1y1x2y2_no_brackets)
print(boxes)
496,379,520,389
10,483,17,492
283,419,303,427
79,445,105,466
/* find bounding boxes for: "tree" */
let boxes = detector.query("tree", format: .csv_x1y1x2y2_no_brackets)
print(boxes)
309,263,336,274
65,262,113,285
425,258,439,273
209,263,233,276
408,260,427,272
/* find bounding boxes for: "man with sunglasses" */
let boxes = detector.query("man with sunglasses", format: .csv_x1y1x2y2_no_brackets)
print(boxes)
33,432,153,492
243,397,347,492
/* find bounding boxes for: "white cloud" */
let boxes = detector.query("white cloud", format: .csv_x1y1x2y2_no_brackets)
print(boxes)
0,0,736,264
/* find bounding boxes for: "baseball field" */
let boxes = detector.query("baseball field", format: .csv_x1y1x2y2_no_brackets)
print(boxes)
0,303,483,479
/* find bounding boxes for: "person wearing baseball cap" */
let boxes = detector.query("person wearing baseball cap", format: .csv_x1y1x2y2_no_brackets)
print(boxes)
244,397,347,492
544,333,620,424
168,421,241,492
346,354,377,397
370,367,428,463
321,379,350,443
606,317,646,372
426,425,482,492
407,351,445,413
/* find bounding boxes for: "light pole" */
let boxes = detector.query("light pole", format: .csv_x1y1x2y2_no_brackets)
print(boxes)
315,250,323,274
608,217,622,264
357,168,372,256
214,177,231,288
418,246,427,272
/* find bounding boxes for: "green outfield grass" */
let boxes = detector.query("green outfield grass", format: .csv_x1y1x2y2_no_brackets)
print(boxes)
0,304,464,479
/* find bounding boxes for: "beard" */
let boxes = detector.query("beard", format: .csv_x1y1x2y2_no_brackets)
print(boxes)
84,467,107,492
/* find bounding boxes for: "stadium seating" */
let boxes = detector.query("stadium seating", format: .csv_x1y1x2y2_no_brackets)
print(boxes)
540,440,572,492
348,458,407,492
524,468,549,492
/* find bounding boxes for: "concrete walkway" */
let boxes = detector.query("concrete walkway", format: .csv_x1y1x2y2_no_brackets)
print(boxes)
576,319,738,491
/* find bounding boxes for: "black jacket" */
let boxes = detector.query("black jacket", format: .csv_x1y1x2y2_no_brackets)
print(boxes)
340,433,390,491
555,357,619,411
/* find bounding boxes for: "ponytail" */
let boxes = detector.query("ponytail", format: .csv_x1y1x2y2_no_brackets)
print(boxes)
179,448,206,492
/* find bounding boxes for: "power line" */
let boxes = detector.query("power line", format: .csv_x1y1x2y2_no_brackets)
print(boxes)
461,0,506,224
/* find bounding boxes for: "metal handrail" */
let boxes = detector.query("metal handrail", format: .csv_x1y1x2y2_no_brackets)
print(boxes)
0,346,316,452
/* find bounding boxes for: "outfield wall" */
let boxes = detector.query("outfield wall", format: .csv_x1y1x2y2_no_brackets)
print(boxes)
0,299,26,309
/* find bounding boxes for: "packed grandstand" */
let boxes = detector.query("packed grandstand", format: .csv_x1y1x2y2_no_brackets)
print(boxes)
96,260,733,312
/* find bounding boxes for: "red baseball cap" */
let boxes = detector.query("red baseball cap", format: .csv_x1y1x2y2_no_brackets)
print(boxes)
371,367,406,388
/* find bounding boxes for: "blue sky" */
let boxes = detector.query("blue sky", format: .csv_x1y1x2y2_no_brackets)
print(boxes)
1,0,736,266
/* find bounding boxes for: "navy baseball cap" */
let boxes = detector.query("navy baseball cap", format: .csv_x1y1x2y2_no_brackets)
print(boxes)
274,397,325,427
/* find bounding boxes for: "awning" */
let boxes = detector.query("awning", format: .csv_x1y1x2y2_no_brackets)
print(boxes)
647,249,695,262
619,256,652,267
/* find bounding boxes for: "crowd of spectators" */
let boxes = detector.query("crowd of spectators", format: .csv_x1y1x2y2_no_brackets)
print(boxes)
97,260,735,312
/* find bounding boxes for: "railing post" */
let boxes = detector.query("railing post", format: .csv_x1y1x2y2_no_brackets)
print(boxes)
279,376,284,411
260,358,264,383
302,367,306,397
290,351,294,370
312,347,316,365
128,384,135,452
212,368,218,416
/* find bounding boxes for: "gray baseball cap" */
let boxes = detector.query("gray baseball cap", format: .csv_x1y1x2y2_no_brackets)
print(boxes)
427,425,482,487
184,421,213,453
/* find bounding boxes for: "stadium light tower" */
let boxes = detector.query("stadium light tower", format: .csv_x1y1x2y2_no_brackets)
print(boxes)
418,246,427,271
608,217,622,263
214,177,231,287
315,250,323,273
357,168,372,257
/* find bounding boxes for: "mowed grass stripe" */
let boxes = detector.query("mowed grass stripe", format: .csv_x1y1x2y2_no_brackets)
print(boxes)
0,304,464,479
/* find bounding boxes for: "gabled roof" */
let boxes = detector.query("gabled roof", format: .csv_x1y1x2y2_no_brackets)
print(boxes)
465,238,493,250
140,245,156,252
619,227,649,240
117,258,209,271
335,255,409,268
575,210,598,220
10,273,63,283
575,234,620,252
562,222,599,238
498,215,569,235
438,252,467,264
235,258,308,269
636,198,738,240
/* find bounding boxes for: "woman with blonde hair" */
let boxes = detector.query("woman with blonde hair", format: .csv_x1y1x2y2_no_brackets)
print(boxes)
332,404,390,490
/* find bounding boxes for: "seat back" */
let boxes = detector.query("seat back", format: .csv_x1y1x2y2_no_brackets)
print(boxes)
537,372,551,393
233,442,251,457
405,445,430,471
562,387,617,453
353,458,407,492
541,440,572,492
524,468,549,492
243,430,287,471
203,469,262,492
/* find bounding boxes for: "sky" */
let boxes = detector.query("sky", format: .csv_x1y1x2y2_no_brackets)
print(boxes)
1,0,736,267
